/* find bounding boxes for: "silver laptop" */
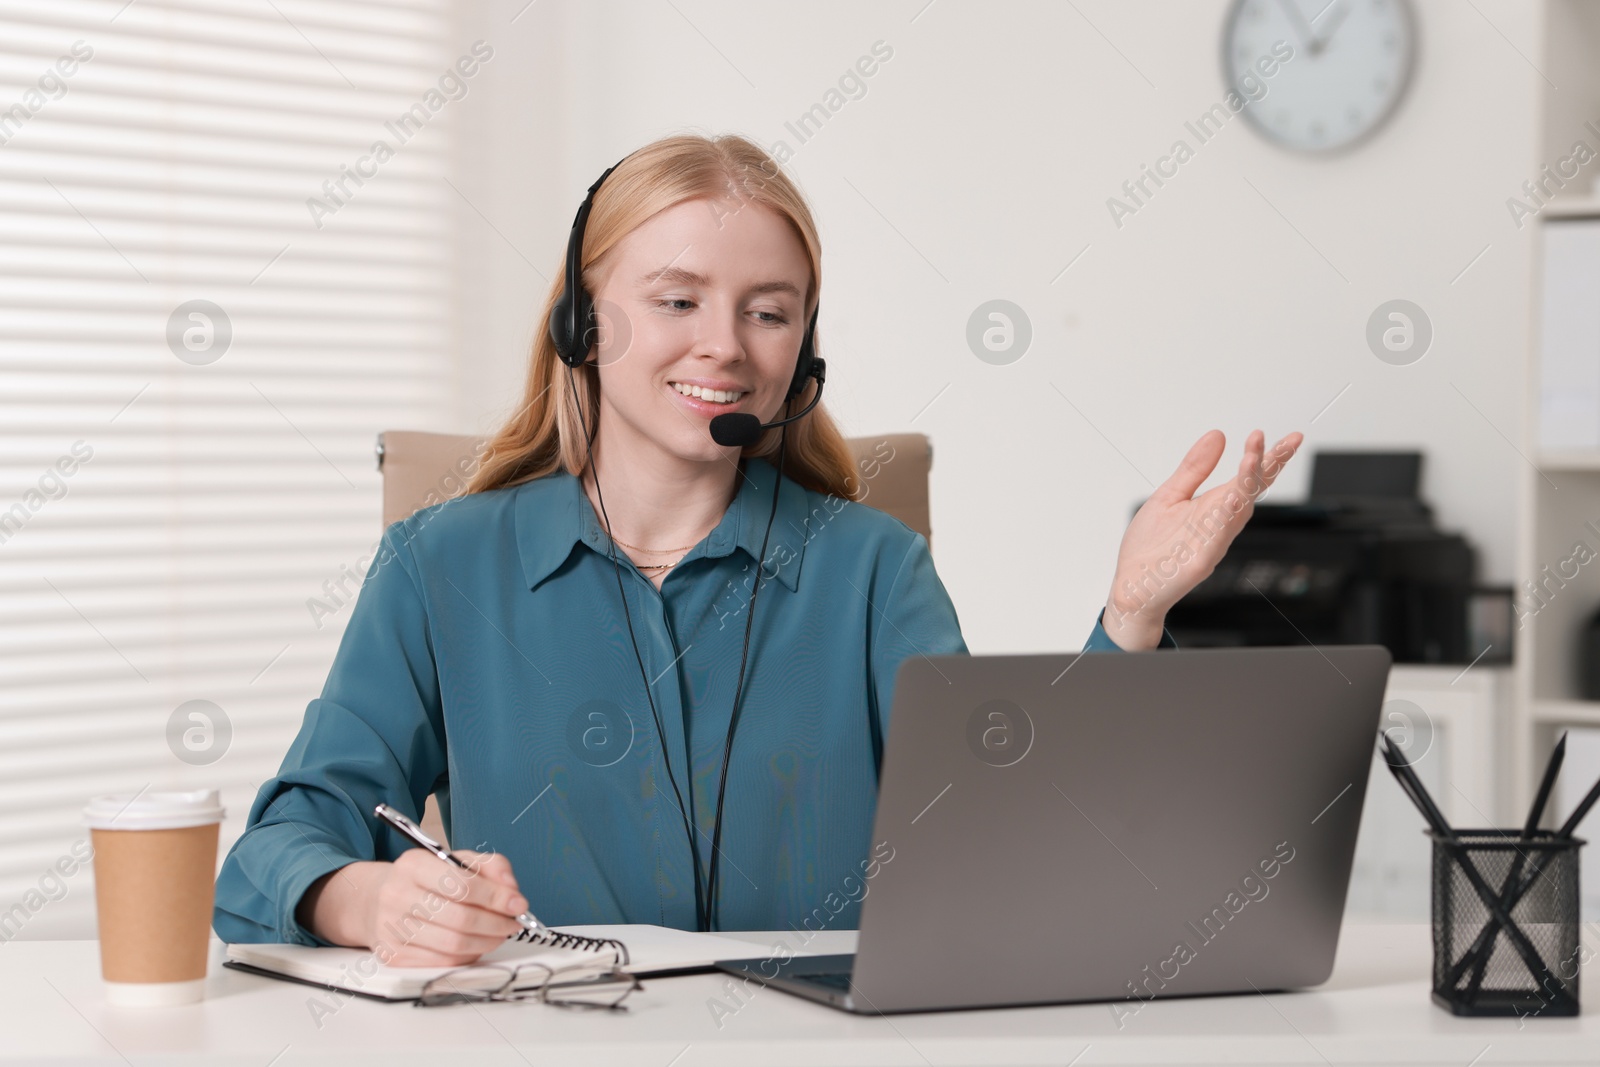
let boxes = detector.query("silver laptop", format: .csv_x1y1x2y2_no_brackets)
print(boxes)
717,644,1392,1014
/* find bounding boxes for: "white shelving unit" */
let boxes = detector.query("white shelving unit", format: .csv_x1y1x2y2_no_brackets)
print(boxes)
1541,197,1600,221
1510,1,1600,821
1533,700,1600,727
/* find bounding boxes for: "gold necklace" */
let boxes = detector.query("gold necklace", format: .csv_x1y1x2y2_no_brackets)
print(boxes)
606,535,688,574
602,483,737,574
590,477,737,567
608,534,693,553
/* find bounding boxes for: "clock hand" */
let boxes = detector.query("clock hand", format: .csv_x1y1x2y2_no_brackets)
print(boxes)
1275,0,1317,50
1308,0,1351,55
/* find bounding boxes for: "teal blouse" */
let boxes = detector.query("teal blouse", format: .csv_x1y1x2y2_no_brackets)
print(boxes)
212,454,1176,943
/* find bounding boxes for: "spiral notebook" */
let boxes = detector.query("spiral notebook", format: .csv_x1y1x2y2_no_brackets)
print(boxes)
224,924,786,1002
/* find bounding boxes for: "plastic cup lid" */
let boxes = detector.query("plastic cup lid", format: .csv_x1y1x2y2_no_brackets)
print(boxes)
83,789,225,830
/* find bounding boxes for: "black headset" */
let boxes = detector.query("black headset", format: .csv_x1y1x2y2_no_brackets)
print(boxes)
548,152,819,930
550,155,820,403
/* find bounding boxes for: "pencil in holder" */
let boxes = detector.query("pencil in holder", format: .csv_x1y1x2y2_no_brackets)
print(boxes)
1430,829,1583,1018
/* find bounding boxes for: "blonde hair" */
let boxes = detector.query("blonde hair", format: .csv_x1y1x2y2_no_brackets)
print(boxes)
463,133,863,501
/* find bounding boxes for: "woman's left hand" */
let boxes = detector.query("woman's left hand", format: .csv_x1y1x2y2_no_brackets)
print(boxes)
1100,428,1304,651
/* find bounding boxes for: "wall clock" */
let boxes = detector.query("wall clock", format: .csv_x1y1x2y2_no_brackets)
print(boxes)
1223,0,1417,152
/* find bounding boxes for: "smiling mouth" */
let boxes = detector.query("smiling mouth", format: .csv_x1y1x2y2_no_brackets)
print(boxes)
669,382,747,405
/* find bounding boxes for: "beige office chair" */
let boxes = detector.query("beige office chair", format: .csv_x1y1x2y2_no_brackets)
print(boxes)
374,429,934,845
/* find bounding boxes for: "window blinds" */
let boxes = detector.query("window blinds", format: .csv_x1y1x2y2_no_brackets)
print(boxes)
0,0,457,939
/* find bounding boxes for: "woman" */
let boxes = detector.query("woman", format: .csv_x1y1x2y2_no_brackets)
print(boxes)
212,133,1301,967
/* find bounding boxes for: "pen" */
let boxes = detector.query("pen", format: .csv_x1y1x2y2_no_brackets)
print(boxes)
373,802,548,936
1462,732,1567,998
1379,733,1453,838
1380,732,1562,993
1556,771,1600,838
1525,732,1567,839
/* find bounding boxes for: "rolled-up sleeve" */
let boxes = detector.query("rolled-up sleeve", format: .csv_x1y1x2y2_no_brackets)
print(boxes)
1082,607,1180,652
212,522,447,945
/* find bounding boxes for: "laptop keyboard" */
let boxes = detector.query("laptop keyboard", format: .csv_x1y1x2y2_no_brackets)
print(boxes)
799,972,854,992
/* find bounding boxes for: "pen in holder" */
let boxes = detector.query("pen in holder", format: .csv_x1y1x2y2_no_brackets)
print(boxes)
1430,829,1583,1018
1380,728,1599,1019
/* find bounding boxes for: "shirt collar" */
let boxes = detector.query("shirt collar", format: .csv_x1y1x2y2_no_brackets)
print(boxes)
515,456,809,594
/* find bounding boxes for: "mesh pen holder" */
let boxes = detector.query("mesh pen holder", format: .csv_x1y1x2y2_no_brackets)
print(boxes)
1430,829,1584,1018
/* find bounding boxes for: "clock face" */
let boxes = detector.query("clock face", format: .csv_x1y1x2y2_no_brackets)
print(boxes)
1223,0,1416,152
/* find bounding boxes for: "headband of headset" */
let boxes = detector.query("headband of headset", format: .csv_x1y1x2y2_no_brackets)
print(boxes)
549,154,819,401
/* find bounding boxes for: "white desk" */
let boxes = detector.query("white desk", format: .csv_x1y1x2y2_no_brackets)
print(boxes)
5,924,1597,1065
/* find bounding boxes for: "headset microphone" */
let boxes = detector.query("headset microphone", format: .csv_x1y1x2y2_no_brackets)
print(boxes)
709,356,825,447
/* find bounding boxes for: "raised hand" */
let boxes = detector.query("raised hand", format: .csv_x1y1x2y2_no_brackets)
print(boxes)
1100,428,1303,651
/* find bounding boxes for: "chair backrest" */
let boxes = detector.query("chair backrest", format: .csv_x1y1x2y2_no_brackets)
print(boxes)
375,428,933,846
376,429,934,548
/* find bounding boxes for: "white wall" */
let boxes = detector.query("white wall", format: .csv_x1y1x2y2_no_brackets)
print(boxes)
448,0,1540,654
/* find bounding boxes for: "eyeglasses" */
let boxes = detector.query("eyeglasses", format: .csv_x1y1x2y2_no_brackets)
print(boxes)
414,961,641,1011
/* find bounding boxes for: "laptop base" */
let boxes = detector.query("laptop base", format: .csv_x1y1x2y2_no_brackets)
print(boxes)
717,953,861,1012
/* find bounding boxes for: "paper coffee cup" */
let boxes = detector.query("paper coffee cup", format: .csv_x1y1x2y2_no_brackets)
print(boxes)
83,789,224,1007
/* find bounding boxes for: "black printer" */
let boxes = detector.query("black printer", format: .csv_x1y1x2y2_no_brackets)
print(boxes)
1161,451,1482,664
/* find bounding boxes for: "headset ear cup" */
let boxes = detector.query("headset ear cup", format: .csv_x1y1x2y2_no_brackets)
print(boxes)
787,306,820,399
572,290,594,365
787,348,810,400
550,291,574,365
550,285,596,368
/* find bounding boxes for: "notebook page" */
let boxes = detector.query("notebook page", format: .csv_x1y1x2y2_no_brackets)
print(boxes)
227,936,612,999
225,924,817,996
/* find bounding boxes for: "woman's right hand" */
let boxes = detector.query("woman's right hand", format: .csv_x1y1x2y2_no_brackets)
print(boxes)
298,849,531,967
